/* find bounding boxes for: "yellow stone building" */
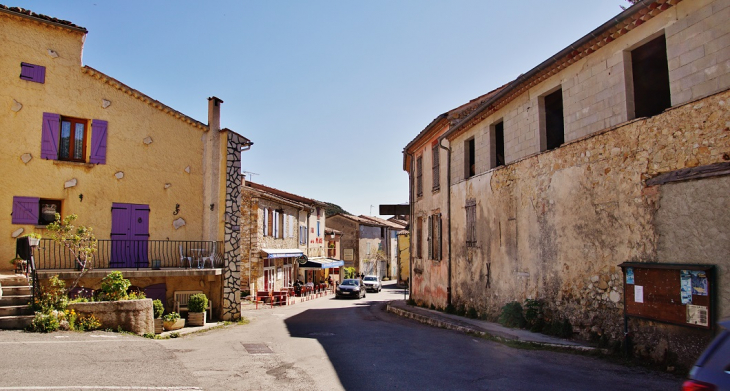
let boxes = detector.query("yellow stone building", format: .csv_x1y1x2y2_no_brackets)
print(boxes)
0,6,252,320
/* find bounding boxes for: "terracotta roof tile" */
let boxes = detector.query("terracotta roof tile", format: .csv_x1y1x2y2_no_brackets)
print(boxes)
0,5,87,32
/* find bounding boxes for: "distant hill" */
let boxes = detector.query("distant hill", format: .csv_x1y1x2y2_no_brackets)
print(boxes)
324,202,351,217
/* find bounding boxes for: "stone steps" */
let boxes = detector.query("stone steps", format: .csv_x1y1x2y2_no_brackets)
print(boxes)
0,274,34,330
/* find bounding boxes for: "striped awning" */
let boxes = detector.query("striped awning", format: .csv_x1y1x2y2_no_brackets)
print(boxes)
261,248,304,259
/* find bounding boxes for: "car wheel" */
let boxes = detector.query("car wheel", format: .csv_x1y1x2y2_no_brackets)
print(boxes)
378,287,381,292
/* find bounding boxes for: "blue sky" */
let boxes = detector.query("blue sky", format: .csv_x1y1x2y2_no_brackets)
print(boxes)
13,0,629,216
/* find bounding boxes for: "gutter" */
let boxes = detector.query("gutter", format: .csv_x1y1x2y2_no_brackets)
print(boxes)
407,150,415,300
439,138,452,306
441,0,660,142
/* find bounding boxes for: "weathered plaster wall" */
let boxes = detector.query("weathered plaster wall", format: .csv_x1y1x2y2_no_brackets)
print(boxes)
325,216,359,272
446,90,730,363
655,175,730,318
359,225,383,275
397,233,410,284
1,12,210,267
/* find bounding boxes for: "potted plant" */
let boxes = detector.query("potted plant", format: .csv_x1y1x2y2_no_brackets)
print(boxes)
162,312,184,331
152,299,164,334
187,293,208,327
22,233,42,247
10,257,27,274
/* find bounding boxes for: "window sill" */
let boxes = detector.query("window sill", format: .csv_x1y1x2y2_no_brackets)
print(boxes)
52,160,96,168
432,187,440,194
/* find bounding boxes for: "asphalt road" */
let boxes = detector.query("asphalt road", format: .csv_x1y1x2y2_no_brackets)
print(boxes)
0,281,683,390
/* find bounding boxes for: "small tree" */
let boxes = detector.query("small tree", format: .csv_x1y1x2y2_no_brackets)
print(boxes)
46,213,97,292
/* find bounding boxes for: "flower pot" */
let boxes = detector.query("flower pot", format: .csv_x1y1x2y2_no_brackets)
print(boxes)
163,318,185,331
28,237,40,247
187,312,206,327
154,318,163,334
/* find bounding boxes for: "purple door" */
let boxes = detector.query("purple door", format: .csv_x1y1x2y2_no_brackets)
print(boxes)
111,203,150,268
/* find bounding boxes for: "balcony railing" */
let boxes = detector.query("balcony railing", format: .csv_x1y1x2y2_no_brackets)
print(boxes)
34,239,224,270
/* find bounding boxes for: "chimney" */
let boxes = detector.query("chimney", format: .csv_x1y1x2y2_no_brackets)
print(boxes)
208,96,223,132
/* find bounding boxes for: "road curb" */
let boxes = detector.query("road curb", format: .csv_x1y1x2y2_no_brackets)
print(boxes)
386,302,597,353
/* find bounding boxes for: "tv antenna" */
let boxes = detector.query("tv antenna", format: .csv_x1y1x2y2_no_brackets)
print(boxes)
242,171,259,182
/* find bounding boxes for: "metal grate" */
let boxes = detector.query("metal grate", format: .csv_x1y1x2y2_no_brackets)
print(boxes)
242,343,274,355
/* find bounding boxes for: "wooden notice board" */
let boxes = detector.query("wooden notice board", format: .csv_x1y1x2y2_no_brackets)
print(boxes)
619,263,714,330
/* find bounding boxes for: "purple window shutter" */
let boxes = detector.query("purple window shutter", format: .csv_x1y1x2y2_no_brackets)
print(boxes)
41,113,60,160
89,120,108,164
20,63,46,83
12,196,40,224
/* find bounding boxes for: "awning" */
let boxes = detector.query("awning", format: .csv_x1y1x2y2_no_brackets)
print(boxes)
261,249,304,259
298,257,345,270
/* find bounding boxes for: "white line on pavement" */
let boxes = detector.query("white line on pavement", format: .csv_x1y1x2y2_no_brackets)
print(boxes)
0,387,202,390
0,339,145,345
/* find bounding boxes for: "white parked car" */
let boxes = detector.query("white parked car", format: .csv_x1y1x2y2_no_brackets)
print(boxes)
362,275,382,292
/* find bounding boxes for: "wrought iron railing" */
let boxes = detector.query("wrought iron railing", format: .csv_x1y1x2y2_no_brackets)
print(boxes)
33,239,224,270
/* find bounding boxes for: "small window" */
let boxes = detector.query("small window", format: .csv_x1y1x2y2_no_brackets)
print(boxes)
12,196,60,225
416,217,423,258
465,138,476,178
39,199,62,225
267,209,274,236
432,144,440,190
416,156,423,197
41,113,107,164
631,35,671,119
317,221,321,237
20,62,46,84
466,200,477,247
431,213,442,261
540,89,564,151
299,226,307,245
59,117,87,162
491,121,505,168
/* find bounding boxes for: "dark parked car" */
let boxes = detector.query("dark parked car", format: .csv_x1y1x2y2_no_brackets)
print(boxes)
335,279,365,299
683,318,730,391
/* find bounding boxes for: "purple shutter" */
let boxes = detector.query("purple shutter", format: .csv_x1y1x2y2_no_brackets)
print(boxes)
41,113,60,160
89,120,108,164
131,205,150,267
12,196,40,224
20,63,46,84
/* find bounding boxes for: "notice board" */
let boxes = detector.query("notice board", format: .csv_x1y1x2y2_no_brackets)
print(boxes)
618,263,715,330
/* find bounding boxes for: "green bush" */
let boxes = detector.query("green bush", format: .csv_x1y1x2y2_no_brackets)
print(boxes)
152,299,164,319
163,312,180,322
97,271,131,301
34,276,68,312
29,312,60,332
188,293,208,313
498,301,526,328
466,307,478,319
444,304,456,314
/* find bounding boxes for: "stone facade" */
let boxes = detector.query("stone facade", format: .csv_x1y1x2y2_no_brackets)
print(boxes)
68,299,154,335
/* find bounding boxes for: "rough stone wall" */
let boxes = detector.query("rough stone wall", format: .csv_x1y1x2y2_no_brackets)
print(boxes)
445,90,730,364
239,189,257,295
220,132,248,320
68,299,153,335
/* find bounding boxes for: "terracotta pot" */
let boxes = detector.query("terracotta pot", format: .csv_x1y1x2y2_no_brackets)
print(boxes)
187,312,206,327
163,318,185,331
154,318,163,334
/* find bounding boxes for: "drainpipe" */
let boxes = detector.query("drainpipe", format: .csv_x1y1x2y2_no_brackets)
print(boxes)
406,151,415,301
439,138,452,307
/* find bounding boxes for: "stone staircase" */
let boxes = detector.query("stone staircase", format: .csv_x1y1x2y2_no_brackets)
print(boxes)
0,274,34,330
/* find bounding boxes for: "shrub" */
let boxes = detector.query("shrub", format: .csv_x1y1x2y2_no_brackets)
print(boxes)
34,276,68,312
76,314,101,331
163,312,181,322
429,303,436,310
188,293,208,313
29,312,60,332
498,301,526,328
444,304,456,314
97,271,131,301
467,307,478,319
152,299,164,319
456,305,466,317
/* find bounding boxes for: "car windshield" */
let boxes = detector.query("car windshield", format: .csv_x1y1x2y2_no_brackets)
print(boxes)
364,277,377,281
341,280,358,286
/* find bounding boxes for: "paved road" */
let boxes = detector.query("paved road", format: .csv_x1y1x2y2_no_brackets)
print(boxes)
0,282,682,390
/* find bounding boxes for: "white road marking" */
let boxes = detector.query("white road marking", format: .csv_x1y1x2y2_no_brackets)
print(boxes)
0,387,202,390
0,340,145,345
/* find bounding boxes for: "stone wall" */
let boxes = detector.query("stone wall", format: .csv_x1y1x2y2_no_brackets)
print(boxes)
445,89,730,366
68,299,153,335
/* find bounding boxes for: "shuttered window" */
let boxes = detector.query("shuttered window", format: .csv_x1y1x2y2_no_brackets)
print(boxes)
466,199,477,247
41,113,107,164
416,156,423,197
20,62,46,83
427,215,433,259
12,196,40,224
263,208,269,236
432,144,440,191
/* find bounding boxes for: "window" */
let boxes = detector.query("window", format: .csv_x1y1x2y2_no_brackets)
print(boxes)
630,35,671,119
416,217,423,258
299,226,307,245
465,138,475,178
263,208,269,236
491,121,505,168
20,62,46,83
366,242,371,255
466,200,477,247
381,227,385,238
416,156,423,197
432,144,440,190
267,209,274,236
317,221,321,237
11,197,61,225
429,213,442,261
540,89,564,152
41,113,107,164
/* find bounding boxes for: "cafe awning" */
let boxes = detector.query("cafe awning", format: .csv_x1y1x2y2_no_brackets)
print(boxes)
298,257,345,270
261,249,304,259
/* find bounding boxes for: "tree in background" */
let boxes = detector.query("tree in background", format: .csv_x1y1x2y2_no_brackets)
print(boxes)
324,202,351,217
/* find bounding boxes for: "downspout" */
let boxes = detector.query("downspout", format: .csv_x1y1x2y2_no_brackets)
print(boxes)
406,151,415,300
439,138,452,306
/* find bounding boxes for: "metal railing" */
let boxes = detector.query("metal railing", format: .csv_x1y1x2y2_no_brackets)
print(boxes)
33,239,224,270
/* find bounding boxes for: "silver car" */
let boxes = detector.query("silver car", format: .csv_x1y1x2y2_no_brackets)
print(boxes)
683,318,730,391
363,275,382,293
